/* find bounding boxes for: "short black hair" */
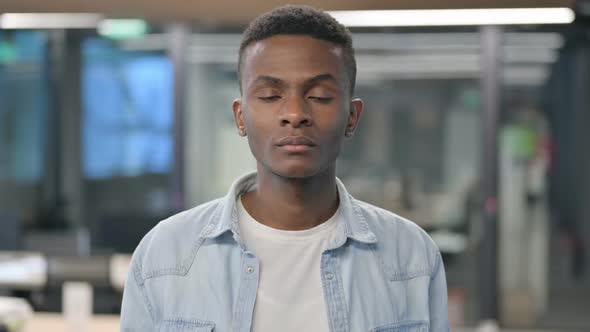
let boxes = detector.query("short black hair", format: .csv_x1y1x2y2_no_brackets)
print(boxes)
238,5,356,95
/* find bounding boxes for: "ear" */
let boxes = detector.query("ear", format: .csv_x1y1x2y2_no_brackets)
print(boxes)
232,98,246,135
345,98,364,137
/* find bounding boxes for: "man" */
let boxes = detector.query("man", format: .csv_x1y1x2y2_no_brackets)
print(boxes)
121,5,449,332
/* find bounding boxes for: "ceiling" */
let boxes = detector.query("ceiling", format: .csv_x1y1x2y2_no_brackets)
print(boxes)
0,0,576,24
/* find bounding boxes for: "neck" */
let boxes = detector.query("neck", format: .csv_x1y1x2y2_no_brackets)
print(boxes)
241,164,339,231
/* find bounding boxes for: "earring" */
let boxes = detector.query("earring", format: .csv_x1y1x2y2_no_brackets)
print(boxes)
239,128,246,136
345,130,354,137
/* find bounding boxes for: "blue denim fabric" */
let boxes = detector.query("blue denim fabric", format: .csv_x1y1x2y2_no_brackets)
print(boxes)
121,172,450,332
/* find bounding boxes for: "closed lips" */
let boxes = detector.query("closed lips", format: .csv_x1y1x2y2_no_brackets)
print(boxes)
276,136,316,146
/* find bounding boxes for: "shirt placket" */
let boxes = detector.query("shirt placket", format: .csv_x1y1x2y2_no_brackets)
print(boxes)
321,249,350,332
232,251,260,332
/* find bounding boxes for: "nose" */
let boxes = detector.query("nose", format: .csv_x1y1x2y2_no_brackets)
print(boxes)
279,95,312,128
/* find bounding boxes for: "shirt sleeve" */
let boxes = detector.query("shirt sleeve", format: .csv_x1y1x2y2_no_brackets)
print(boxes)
120,252,156,332
429,251,450,331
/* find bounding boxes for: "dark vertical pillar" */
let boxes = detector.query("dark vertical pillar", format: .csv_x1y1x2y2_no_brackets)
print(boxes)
43,29,66,222
572,47,590,275
43,29,84,232
479,25,501,322
167,24,190,212
59,30,84,231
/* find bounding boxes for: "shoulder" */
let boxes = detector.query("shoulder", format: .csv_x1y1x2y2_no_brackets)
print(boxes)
129,198,224,283
354,199,441,279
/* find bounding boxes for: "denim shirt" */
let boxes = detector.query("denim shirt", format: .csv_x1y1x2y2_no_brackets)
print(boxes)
121,172,450,332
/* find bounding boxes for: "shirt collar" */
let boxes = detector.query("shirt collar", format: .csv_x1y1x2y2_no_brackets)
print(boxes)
200,172,377,247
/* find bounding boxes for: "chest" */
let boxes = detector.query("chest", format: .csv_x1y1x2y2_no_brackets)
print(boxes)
150,243,431,332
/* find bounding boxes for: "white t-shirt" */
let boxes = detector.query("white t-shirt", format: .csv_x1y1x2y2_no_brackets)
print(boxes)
237,196,340,332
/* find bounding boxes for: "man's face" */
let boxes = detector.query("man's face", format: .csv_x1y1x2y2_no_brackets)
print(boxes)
233,35,363,179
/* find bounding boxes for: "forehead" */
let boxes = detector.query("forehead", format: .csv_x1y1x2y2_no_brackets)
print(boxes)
241,35,346,85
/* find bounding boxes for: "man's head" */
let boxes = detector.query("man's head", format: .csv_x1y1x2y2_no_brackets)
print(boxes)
233,5,363,179
237,5,357,95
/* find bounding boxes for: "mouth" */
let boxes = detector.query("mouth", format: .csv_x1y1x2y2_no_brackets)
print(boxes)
276,136,317,152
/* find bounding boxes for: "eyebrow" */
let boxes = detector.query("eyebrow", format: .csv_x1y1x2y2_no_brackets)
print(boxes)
251,73,339,90
252,75,285,88
304,73,338,88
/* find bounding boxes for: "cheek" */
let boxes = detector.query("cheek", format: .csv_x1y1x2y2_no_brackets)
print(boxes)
324,110,349,139
243,114,273,156
319,116,347,157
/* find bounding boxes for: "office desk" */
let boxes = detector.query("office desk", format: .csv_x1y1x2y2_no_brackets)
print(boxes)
24,313,119,332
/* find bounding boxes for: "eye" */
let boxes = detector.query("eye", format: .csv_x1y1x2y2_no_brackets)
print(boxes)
258,96,281,102
308,96,333,103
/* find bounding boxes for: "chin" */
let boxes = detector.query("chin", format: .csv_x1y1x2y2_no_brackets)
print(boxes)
270,161,323,179
275,167,317,179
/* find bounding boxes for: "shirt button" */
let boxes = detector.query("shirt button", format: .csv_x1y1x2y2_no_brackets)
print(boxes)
246,266,255,274
325,272,334,280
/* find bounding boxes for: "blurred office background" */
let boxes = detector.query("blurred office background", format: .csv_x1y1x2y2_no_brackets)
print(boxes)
0,0,589,331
